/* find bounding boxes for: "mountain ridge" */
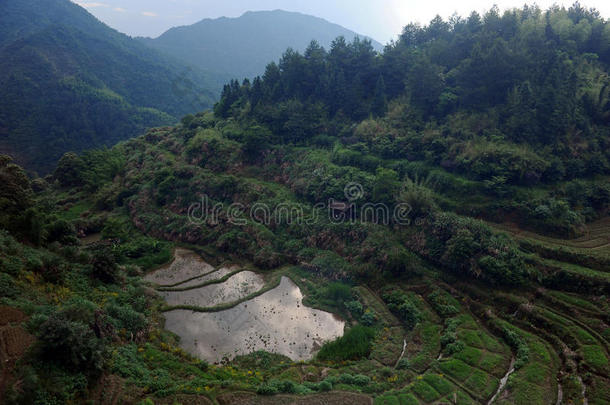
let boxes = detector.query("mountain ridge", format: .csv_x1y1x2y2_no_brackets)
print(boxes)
140,9,383,80
150,9,382,45
0,0,222,174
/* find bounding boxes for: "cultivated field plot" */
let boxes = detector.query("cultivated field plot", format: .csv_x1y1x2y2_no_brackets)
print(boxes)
146,250,345,363
370,271,610,405
140,247,609,404
491,217,610,254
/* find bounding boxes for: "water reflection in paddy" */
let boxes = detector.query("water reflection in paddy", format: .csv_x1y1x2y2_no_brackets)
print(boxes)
163,276,345,363
144,248,214,286
174,265,237,289
160,271,265,308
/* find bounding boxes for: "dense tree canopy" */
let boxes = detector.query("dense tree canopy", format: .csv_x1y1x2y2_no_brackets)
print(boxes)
216,3,610,184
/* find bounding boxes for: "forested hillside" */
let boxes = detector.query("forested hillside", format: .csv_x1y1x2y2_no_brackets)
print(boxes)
140,10,383,80
214,3,610,235
0,3,608,405
218,4,610,172
0,0,222,174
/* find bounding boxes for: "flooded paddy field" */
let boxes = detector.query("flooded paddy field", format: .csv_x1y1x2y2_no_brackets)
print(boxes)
144,248,215,286
159,270,265,308
145,250,345,364
163,277,345,363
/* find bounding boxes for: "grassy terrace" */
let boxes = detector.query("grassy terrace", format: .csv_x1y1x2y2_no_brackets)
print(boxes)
489,219,610,275
135,236,610,405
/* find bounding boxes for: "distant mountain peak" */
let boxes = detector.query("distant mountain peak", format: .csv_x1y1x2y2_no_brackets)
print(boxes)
141,9,383,80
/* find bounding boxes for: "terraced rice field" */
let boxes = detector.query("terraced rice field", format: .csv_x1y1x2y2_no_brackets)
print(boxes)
491,217,610,254
159,271,265,307
143,245,608,404
369,272,610,405
144,248,216,286
373,286,516,404
145,250,345,364
490,218,610,295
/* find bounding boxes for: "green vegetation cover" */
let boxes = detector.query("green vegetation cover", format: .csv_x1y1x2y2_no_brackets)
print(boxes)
0,3,608,405
0,0,223,173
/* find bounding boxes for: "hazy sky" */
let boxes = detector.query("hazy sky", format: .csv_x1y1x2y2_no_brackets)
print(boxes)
74,1,610,44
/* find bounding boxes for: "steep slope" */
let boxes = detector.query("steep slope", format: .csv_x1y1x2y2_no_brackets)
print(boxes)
140,10,383,79
0,0,115,49
0,0,222,174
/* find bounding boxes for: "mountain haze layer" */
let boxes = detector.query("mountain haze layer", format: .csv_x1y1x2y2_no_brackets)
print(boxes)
140,10,384,80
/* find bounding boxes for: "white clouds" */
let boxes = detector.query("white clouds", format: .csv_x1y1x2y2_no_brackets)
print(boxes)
141,11,158,17
73,1,126,14
75,2,109,8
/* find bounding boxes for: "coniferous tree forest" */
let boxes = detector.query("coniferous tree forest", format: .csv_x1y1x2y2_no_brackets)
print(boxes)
217,4,610,181
0,3,609,405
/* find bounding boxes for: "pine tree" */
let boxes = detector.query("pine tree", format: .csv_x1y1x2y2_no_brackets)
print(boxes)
372,75,388,117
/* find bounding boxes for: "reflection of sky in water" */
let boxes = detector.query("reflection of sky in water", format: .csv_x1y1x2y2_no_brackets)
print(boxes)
173,266,237,288
144,248,215,285
164,277,345,363
160,271,265,307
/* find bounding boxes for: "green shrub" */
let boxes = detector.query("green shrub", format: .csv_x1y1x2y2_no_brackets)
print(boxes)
396,358,410,370
317,325,375,361
398,176,438,219
45,218,78,245
361,310,378,326
36,312,106,372
0,273,17,298
445,341,465,355
39,253,66,284
339,373,356,384
257,384,278,395
61,298,97,324
440,317,460,349
413,213,527,285
106,303,147,335
322,282,352,303
90,247,120,283
498,326,529,369
383,291,421,329
352,374,371,386
345,300,363,317
270,379,297,394
54,152,85,187
384,246,419,277
317,380,333,392
311,251,350,277
379,367,393,378
427,290,460,317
